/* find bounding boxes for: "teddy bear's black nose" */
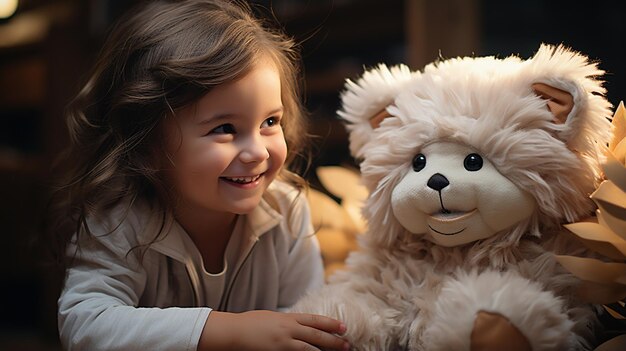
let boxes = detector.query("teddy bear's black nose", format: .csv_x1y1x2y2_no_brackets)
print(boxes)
427,173,449,191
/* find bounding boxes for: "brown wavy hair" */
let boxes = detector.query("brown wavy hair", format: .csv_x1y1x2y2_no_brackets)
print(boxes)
48,0,309,270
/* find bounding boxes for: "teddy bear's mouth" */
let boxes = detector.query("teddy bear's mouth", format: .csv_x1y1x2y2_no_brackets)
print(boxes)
428,225,465,236
429,209,477,222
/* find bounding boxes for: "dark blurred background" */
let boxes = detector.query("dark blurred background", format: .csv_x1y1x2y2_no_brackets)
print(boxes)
1,0,624,349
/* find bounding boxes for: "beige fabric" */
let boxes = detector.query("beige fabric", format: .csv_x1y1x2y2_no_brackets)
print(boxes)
470,310,532,351
595,334,626,351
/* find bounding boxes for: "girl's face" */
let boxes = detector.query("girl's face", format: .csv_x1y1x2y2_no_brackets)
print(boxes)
162,58,287,217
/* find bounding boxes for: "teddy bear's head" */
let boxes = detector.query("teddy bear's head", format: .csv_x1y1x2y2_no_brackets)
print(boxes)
339,44,612,250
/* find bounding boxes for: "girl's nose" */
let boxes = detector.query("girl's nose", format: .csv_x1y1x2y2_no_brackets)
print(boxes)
239,135,270,163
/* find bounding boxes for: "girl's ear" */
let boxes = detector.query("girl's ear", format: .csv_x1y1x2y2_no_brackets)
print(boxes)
338,64,417,160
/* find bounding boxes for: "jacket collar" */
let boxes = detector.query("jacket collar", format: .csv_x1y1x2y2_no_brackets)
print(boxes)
248,194,282,238
148,197,282,264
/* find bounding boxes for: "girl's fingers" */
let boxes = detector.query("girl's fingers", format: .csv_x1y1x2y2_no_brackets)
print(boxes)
292,325,349,351
292,313,347,335
290,339,321,351
290,313,350,350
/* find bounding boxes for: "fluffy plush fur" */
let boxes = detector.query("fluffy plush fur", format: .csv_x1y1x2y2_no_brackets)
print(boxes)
292,45,613,350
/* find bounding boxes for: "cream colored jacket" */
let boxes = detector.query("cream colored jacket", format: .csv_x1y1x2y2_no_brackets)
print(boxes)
58,181,324,351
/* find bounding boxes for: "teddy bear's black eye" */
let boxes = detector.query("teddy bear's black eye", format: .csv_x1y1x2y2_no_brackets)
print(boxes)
464,153,483,171
412,154,426,172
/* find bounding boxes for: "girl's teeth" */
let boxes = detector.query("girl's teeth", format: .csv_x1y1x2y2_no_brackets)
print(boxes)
227,175,260,183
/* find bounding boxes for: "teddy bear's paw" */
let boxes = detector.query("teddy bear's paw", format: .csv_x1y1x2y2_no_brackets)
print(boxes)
470,310,531,351
418,270,574,351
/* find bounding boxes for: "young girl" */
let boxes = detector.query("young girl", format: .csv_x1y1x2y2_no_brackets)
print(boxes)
51,1,349,350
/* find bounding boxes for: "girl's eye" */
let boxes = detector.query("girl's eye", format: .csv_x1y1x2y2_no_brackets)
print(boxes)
261,116,280,128
211,124,236,134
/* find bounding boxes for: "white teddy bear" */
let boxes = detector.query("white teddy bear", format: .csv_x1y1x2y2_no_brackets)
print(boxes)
293,44,613,351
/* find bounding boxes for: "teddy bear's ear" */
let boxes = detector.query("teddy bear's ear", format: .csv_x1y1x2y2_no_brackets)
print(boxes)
526,44,611,145
369,108,393,129
338,64,417,159
531,83,574,125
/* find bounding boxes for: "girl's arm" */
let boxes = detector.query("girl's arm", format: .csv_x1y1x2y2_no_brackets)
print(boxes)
198,310,348,351
58,232,210,351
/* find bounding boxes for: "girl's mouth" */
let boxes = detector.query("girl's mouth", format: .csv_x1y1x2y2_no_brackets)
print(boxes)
221,173,263,185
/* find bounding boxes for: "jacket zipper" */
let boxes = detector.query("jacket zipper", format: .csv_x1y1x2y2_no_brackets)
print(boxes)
218,238,258,311
185,261,201,306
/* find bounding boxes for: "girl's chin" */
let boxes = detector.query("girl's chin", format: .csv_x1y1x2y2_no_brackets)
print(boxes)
229,200,263,215
226,192,268,214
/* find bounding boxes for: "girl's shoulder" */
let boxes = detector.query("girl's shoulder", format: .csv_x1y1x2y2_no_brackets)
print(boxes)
78,198,166,258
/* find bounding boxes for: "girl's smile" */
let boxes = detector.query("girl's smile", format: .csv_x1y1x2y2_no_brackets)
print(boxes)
161,56,287,222
220,173,265,187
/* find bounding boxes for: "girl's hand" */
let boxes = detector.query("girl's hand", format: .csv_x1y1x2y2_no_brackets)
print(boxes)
198,310,349,351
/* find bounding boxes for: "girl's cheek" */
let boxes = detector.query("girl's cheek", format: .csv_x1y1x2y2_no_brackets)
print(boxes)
273,137,288,165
